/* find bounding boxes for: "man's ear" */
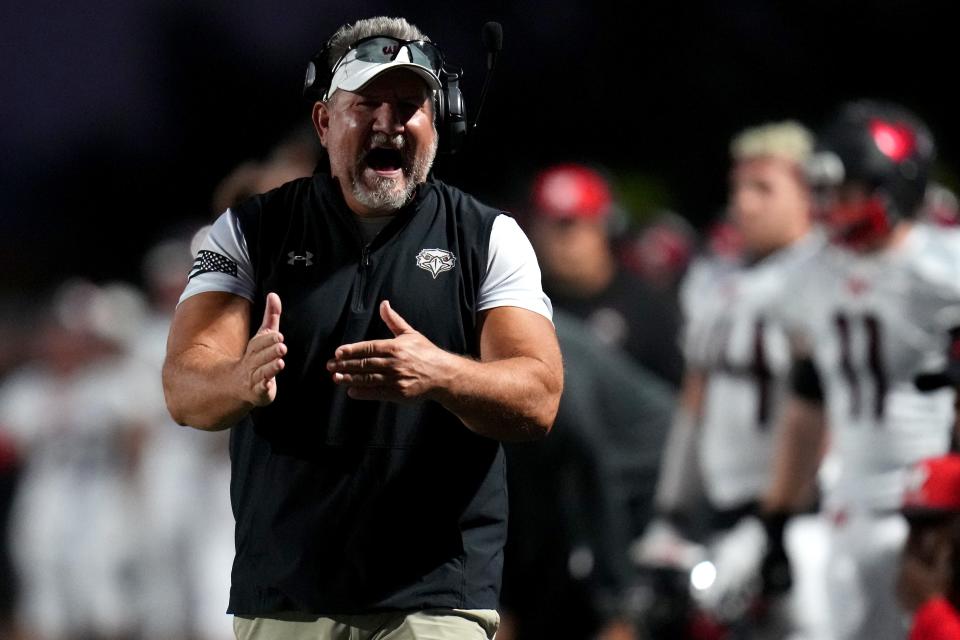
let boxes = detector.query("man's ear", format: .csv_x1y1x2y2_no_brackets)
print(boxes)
312,100,330,146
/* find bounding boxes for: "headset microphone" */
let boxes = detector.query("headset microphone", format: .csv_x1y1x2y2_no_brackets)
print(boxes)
471,21,503,135
482,21,503,71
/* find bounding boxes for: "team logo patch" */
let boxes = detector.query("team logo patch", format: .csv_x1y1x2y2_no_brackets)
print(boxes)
415,248,456,279
189,250,238,279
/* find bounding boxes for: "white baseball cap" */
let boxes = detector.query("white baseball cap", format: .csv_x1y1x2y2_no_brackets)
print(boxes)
324,37,443,100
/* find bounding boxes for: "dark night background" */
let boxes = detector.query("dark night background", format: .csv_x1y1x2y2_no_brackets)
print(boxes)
2,0,957,295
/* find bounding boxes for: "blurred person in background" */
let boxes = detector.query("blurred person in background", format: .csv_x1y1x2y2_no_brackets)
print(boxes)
637,121,828,638
0,428,18,639
137,127,318,640
620,211,697,294
133,236,235,640
210,125,320,216
499,310,675,640
0,280,149,640
525,163,684,386
919,182,960,228
163,15,561,640
762,100,960,640
897,454,960,639
703,217,747,264
0,298,35,638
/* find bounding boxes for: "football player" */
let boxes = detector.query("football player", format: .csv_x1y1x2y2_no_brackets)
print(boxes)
641,120,828,636
763,100,960,640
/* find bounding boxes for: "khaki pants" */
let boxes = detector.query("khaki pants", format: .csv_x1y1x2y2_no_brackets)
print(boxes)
234,608,499,640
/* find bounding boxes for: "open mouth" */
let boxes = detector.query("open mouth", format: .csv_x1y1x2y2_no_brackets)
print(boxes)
364,147,404,174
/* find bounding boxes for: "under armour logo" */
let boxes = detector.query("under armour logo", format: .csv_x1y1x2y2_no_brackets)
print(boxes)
415,248,456,279
287,251,314,266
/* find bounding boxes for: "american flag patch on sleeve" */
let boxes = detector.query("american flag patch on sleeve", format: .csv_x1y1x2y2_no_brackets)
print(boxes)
189,250,238,279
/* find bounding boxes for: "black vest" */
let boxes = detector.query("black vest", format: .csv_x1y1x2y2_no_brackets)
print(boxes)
227,175,506,615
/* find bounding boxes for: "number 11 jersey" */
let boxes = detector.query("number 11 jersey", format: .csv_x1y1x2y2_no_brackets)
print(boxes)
778,223,960,510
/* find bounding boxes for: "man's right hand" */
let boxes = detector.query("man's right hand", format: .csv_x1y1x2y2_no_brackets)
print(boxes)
239,292,286,406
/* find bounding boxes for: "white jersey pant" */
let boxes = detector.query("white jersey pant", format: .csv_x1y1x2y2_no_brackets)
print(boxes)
822,508,909,640
138,435,234,640
783,514,832,640
11,469,137,638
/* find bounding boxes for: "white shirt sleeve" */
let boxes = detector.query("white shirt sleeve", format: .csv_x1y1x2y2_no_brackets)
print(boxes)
477,214,553,321
677,258,715,366
178,209,256,305
0,370,45,450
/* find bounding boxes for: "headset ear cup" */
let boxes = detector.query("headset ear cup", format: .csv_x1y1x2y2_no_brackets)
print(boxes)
304,43,333,103
303,60,319,100
437,69,467,154
434,88,446,135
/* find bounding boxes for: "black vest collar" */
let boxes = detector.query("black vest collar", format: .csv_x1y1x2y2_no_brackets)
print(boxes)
312,173,434,250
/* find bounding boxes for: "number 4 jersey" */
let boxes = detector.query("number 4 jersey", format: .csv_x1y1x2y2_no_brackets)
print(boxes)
681,232,825,510
777,223,960,511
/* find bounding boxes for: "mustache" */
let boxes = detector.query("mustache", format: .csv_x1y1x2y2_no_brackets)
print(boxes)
368,132,406,150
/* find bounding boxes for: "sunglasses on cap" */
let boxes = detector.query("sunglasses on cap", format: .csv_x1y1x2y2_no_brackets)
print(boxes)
331,35,445,78
344,36,443,69
321,36,447,101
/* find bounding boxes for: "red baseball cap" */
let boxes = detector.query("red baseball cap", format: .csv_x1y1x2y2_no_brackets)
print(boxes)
903,454,960,515
530,164,613,221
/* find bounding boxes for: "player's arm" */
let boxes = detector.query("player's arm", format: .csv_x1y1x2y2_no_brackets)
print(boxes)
762,356,829,513
651,256,715,518
752,355,828,595
652,368,707,518
329,300,562,441
631,368,706,569
163,291,286,431
914,324,960,449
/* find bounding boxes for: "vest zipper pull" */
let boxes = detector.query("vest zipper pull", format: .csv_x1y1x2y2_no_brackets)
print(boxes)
352,245,371,313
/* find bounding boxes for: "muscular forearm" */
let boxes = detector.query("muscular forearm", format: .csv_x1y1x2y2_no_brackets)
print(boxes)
429,351,562,442
163,345,252,431
653,370,705,515
164,292,285,432
329,302,562,440
763,396,827,512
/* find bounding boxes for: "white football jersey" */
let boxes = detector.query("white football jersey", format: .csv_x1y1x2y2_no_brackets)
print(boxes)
779,223,960,510
0,357,148,637
0,358,145,468
681,233,825,508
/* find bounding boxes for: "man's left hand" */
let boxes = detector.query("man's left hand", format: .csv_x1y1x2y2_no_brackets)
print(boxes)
327,300,452,401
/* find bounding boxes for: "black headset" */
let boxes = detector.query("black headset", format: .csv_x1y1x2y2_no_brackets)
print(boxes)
303,36,468,155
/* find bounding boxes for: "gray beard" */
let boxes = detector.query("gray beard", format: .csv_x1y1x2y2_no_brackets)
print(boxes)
350,131,438,212
351,174,417,211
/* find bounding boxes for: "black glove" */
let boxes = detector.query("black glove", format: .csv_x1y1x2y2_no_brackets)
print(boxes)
759,512,792,597
915,326,960,391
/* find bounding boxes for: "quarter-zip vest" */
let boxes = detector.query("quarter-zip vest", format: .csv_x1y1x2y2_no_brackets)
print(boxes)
227,174,506,615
